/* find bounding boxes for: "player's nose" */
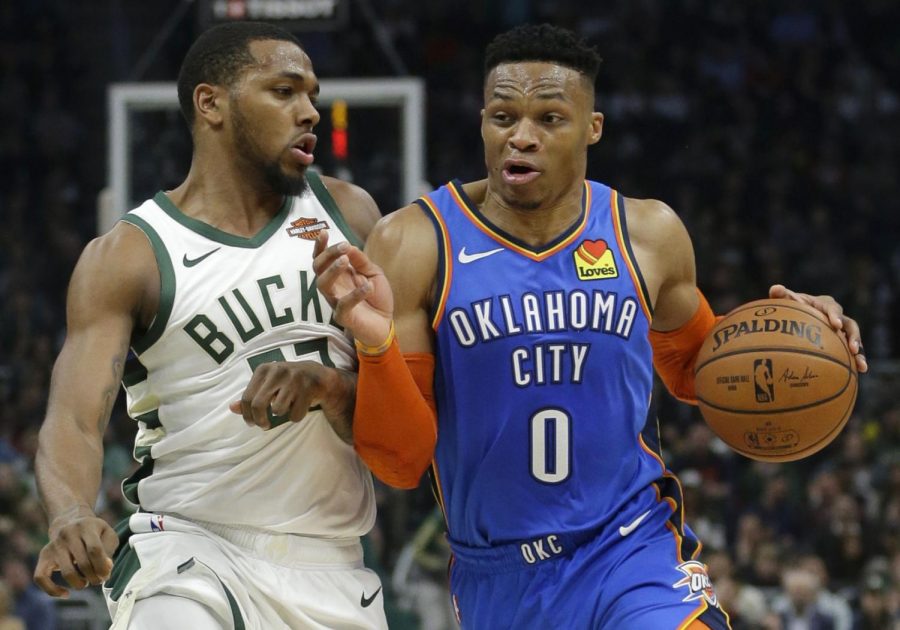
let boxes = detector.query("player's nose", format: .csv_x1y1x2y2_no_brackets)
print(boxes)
508,120,539,151
296,95,320,128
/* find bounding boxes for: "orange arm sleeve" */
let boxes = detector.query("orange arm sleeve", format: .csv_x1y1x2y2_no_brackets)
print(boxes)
648,290,720,405
354,339,437,489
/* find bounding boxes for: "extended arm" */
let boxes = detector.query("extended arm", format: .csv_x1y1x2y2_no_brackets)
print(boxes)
628,198,866,404
314,204,439,487
34,223,153,597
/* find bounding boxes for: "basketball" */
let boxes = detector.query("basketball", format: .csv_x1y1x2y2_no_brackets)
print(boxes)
694,298,858,462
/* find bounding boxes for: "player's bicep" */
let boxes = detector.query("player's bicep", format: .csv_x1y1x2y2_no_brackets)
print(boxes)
366,206,437,354
45,225,152,436
645,203,701,332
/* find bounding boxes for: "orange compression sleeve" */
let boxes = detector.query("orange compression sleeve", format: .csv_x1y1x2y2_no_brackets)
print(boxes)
648,290,720,405
354,340,437,489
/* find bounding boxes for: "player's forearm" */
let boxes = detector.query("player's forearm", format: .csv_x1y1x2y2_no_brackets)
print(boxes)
354,341,437,488
317,367,357,443
35,419,105,523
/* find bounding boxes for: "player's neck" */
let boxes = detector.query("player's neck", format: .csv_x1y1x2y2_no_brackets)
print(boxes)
479,184,584,248
167,159,286,237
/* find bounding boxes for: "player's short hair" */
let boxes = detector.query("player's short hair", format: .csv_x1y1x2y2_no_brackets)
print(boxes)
484,23,602,85
177,21,302,126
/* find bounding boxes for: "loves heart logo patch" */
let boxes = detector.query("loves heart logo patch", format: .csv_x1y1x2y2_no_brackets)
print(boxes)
573,239,618,280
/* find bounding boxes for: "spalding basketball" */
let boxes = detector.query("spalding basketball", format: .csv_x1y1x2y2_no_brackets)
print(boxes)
694,299,858,462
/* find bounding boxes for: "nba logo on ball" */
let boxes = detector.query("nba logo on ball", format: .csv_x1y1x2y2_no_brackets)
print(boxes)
753,358,774,403
694,299,858,462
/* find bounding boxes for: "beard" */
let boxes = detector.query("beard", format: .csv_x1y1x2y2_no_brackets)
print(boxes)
231,103,309,197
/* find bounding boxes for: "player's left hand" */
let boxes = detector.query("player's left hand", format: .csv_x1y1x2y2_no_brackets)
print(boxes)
769,284,867,373
229,361,354,441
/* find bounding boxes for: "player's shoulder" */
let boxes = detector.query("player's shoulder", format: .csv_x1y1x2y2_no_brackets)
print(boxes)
620,195,689,248
84,219,156,268
68,219,158,317
370,201,435,254
317,174,381,242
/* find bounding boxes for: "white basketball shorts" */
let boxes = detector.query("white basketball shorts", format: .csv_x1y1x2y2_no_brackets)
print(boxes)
103,512,388,629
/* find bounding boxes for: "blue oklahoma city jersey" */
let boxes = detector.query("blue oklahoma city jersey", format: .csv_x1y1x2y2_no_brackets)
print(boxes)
418,180,663,548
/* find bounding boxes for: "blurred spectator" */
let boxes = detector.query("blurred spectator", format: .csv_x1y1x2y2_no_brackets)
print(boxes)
0,1,897,627
853,572,895,630
772,561,845,630
392,507,455,630
706,549,769,629
0,556,56,630
797,554,853,630
0,581,24,630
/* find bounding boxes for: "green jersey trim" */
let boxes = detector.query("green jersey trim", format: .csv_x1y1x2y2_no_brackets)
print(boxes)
121,214,176,354
122,445,154,506
307,171,364,249
122,355,148,387
152,191,290,248
107,518,141,602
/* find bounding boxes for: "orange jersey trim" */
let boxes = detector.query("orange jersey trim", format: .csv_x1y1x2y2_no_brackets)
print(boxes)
611,191,653,321
417,195,454,330
639,435,701,563
448,181,592,262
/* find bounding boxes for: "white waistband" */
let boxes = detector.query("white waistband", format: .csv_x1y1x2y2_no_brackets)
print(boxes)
128,512,364,568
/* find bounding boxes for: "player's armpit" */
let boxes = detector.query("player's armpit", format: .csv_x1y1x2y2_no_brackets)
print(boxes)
649,289,719,404
354,342,437,488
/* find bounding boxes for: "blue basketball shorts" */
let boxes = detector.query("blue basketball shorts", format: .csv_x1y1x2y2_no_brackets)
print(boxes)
447,489,732,629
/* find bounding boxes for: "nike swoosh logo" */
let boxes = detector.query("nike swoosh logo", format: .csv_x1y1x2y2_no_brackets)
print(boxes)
618,510,652,537
360,586,382,608
182,247,221,267
458,246,504,264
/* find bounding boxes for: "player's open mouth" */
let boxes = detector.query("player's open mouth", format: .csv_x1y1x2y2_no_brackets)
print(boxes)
289,133,317,166
502,159,541,185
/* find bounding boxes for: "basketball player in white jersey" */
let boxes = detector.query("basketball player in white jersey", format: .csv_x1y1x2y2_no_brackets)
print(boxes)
32,22,387,629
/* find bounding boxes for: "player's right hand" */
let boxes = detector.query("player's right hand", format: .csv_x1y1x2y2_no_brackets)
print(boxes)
312,230,393,347
33,505,119,598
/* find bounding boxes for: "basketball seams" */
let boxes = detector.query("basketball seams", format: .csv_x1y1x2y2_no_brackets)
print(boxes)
693,298,858,462
694,346,852,374
696,378,851,414
720,372,858,462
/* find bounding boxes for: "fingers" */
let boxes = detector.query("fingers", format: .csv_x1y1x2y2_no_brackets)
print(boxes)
770,284,867,373
311,239,351,278
34,549,69,598
233,362,322,429
312,229,330,259
314,251,353,297
101,524,120,558
840,315,868,373
81,529,115,583
768,285,843,329
65,534,102,586
768,284,791,300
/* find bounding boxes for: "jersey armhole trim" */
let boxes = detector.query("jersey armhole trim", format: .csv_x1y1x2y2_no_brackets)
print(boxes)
121,214,176,354
307,171,364,249
415,197,451,330
611,191,654,321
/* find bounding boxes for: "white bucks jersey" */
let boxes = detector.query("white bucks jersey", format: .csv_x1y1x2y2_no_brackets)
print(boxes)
119,173,375,537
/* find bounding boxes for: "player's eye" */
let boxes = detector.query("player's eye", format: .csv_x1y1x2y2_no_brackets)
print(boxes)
273,86,293,97
543,113,563,124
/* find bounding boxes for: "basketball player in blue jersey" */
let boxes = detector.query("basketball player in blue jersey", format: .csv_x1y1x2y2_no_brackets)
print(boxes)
315,23,868,629
32,22,389,629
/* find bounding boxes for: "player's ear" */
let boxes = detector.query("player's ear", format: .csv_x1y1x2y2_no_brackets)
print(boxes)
194,83,226,128
588,112,603,145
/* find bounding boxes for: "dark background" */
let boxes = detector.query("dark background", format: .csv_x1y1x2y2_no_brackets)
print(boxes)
1,1,899,628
